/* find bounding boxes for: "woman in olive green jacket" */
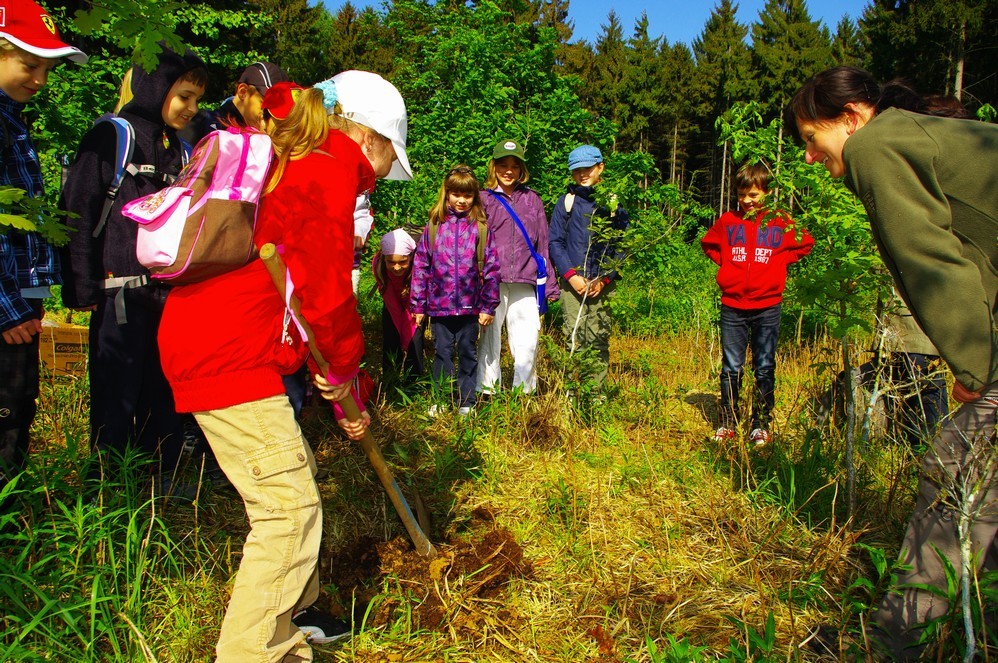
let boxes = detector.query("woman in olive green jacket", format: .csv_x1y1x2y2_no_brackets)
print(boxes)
790,66,996,661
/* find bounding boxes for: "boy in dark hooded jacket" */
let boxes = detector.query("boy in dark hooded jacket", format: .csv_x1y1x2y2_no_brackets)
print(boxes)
60,47,208,487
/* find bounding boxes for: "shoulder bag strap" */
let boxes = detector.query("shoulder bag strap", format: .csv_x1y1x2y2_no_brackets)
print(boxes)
488,191,546,278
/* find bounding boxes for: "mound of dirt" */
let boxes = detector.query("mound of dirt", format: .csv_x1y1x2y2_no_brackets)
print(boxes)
327,525,532,632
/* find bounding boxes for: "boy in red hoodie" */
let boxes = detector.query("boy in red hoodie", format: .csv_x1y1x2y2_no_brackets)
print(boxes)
701,162,814,445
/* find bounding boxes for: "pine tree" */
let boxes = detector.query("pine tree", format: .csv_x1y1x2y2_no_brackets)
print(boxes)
321,3,395,79
250,0,329,84
618,14,665,156
585,11,628,148
750,0,833,119
831,16,865,67
535,0,574,44
861,0,996,107
691,0,754,212
660,42,698,186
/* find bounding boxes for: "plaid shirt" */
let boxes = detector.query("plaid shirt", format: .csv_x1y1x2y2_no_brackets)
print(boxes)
0,89,59,332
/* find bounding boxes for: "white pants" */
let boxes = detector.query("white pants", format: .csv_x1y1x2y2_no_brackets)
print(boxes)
477,282,541,394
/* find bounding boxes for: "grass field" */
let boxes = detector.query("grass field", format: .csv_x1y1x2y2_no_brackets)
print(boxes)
2,309,993,662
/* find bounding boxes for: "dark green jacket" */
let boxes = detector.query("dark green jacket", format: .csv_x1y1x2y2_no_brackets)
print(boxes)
844,108,997,391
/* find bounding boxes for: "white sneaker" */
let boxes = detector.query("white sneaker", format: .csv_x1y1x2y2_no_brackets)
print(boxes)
458,406,473,417
712,427,737,443
293,608,351,644
749,428,771,445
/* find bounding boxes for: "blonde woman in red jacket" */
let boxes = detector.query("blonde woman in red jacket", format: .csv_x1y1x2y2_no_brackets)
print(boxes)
158,72,410,662
701,161,814,446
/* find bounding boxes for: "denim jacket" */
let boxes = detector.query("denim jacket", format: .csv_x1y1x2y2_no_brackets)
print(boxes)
410,209,500,317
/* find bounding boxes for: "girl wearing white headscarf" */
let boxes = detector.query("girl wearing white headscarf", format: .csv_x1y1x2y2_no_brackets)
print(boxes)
374,228,425,389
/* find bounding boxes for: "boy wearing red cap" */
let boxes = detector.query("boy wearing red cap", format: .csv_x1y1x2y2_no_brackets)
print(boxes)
0,0,87,500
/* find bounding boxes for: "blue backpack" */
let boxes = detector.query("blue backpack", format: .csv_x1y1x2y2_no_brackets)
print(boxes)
65,114,191,238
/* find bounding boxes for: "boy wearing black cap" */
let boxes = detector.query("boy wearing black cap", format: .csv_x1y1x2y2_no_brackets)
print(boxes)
0,0,87,499
193,61,288,141
549,144,629,395
60,46,207,490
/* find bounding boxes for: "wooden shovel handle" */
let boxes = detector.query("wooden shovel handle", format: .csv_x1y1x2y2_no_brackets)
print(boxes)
258,243,437,559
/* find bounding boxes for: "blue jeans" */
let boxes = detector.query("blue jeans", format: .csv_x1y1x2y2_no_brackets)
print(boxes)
719,303,781,430
431,315,479,408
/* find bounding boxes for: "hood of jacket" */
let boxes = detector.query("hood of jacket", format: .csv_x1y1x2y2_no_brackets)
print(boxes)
120,46,206,125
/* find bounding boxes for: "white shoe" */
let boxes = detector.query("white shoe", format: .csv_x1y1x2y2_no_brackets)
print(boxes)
712,427,737,443
749,428,771,445
458,406,473,417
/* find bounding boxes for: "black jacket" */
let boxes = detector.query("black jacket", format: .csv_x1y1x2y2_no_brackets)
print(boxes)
60,48,206,308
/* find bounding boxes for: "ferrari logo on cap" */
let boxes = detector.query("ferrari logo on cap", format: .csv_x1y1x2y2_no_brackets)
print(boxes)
41,14,56,34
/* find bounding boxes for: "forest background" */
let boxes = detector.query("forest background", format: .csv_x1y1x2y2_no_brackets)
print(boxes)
2,0,997,661
20,0,998,340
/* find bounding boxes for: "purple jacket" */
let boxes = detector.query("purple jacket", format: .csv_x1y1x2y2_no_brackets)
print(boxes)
410,209,500,317
481,185,558,299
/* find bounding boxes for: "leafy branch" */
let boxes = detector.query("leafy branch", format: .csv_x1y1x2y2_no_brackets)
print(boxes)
0,187,76,246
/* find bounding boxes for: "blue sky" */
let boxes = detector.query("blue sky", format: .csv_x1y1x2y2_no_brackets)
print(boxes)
316,0,871,46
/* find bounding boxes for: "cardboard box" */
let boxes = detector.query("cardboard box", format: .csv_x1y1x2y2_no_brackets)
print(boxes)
39,320,89,376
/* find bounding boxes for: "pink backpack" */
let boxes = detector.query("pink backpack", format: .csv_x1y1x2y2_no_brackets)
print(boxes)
122,127,273,284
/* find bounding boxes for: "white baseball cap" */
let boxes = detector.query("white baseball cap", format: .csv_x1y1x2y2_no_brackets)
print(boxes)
330,70,412,181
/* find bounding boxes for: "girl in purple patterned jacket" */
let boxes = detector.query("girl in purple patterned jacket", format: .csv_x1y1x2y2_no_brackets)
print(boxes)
411,166,500,415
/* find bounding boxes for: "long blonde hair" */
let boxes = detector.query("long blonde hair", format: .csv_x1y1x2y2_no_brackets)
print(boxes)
428,166,486,225
264,88,330,194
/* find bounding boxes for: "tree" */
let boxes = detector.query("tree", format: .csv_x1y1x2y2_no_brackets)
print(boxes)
750,0,834,120
534,0,574,45
248,0,331,84
660,43,699,186
320,3,395,79
831,16,865,67
691,0,755,213
583,11,628,149
860,0,997,107
617,14,665,157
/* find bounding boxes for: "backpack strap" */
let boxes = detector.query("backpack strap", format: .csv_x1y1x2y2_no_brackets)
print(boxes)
91,116,185,238
92,115,135,238
476,219,486,275
564,193,575,214
427,219,438,250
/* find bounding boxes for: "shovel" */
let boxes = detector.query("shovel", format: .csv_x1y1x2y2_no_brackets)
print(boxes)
259,242,437,560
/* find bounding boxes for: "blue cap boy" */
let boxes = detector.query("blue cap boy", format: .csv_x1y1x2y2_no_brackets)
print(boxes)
567,145,603,171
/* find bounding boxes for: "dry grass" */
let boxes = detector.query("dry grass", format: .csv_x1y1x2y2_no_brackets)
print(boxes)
29,330,927,662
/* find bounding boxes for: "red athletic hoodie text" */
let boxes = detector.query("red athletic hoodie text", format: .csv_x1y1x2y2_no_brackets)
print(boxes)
700,209,814,310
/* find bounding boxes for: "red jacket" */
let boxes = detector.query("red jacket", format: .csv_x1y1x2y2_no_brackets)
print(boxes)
159,130,375,412
700,209,814,310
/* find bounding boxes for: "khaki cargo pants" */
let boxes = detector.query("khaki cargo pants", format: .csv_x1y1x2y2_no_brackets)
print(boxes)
196,395,321,663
